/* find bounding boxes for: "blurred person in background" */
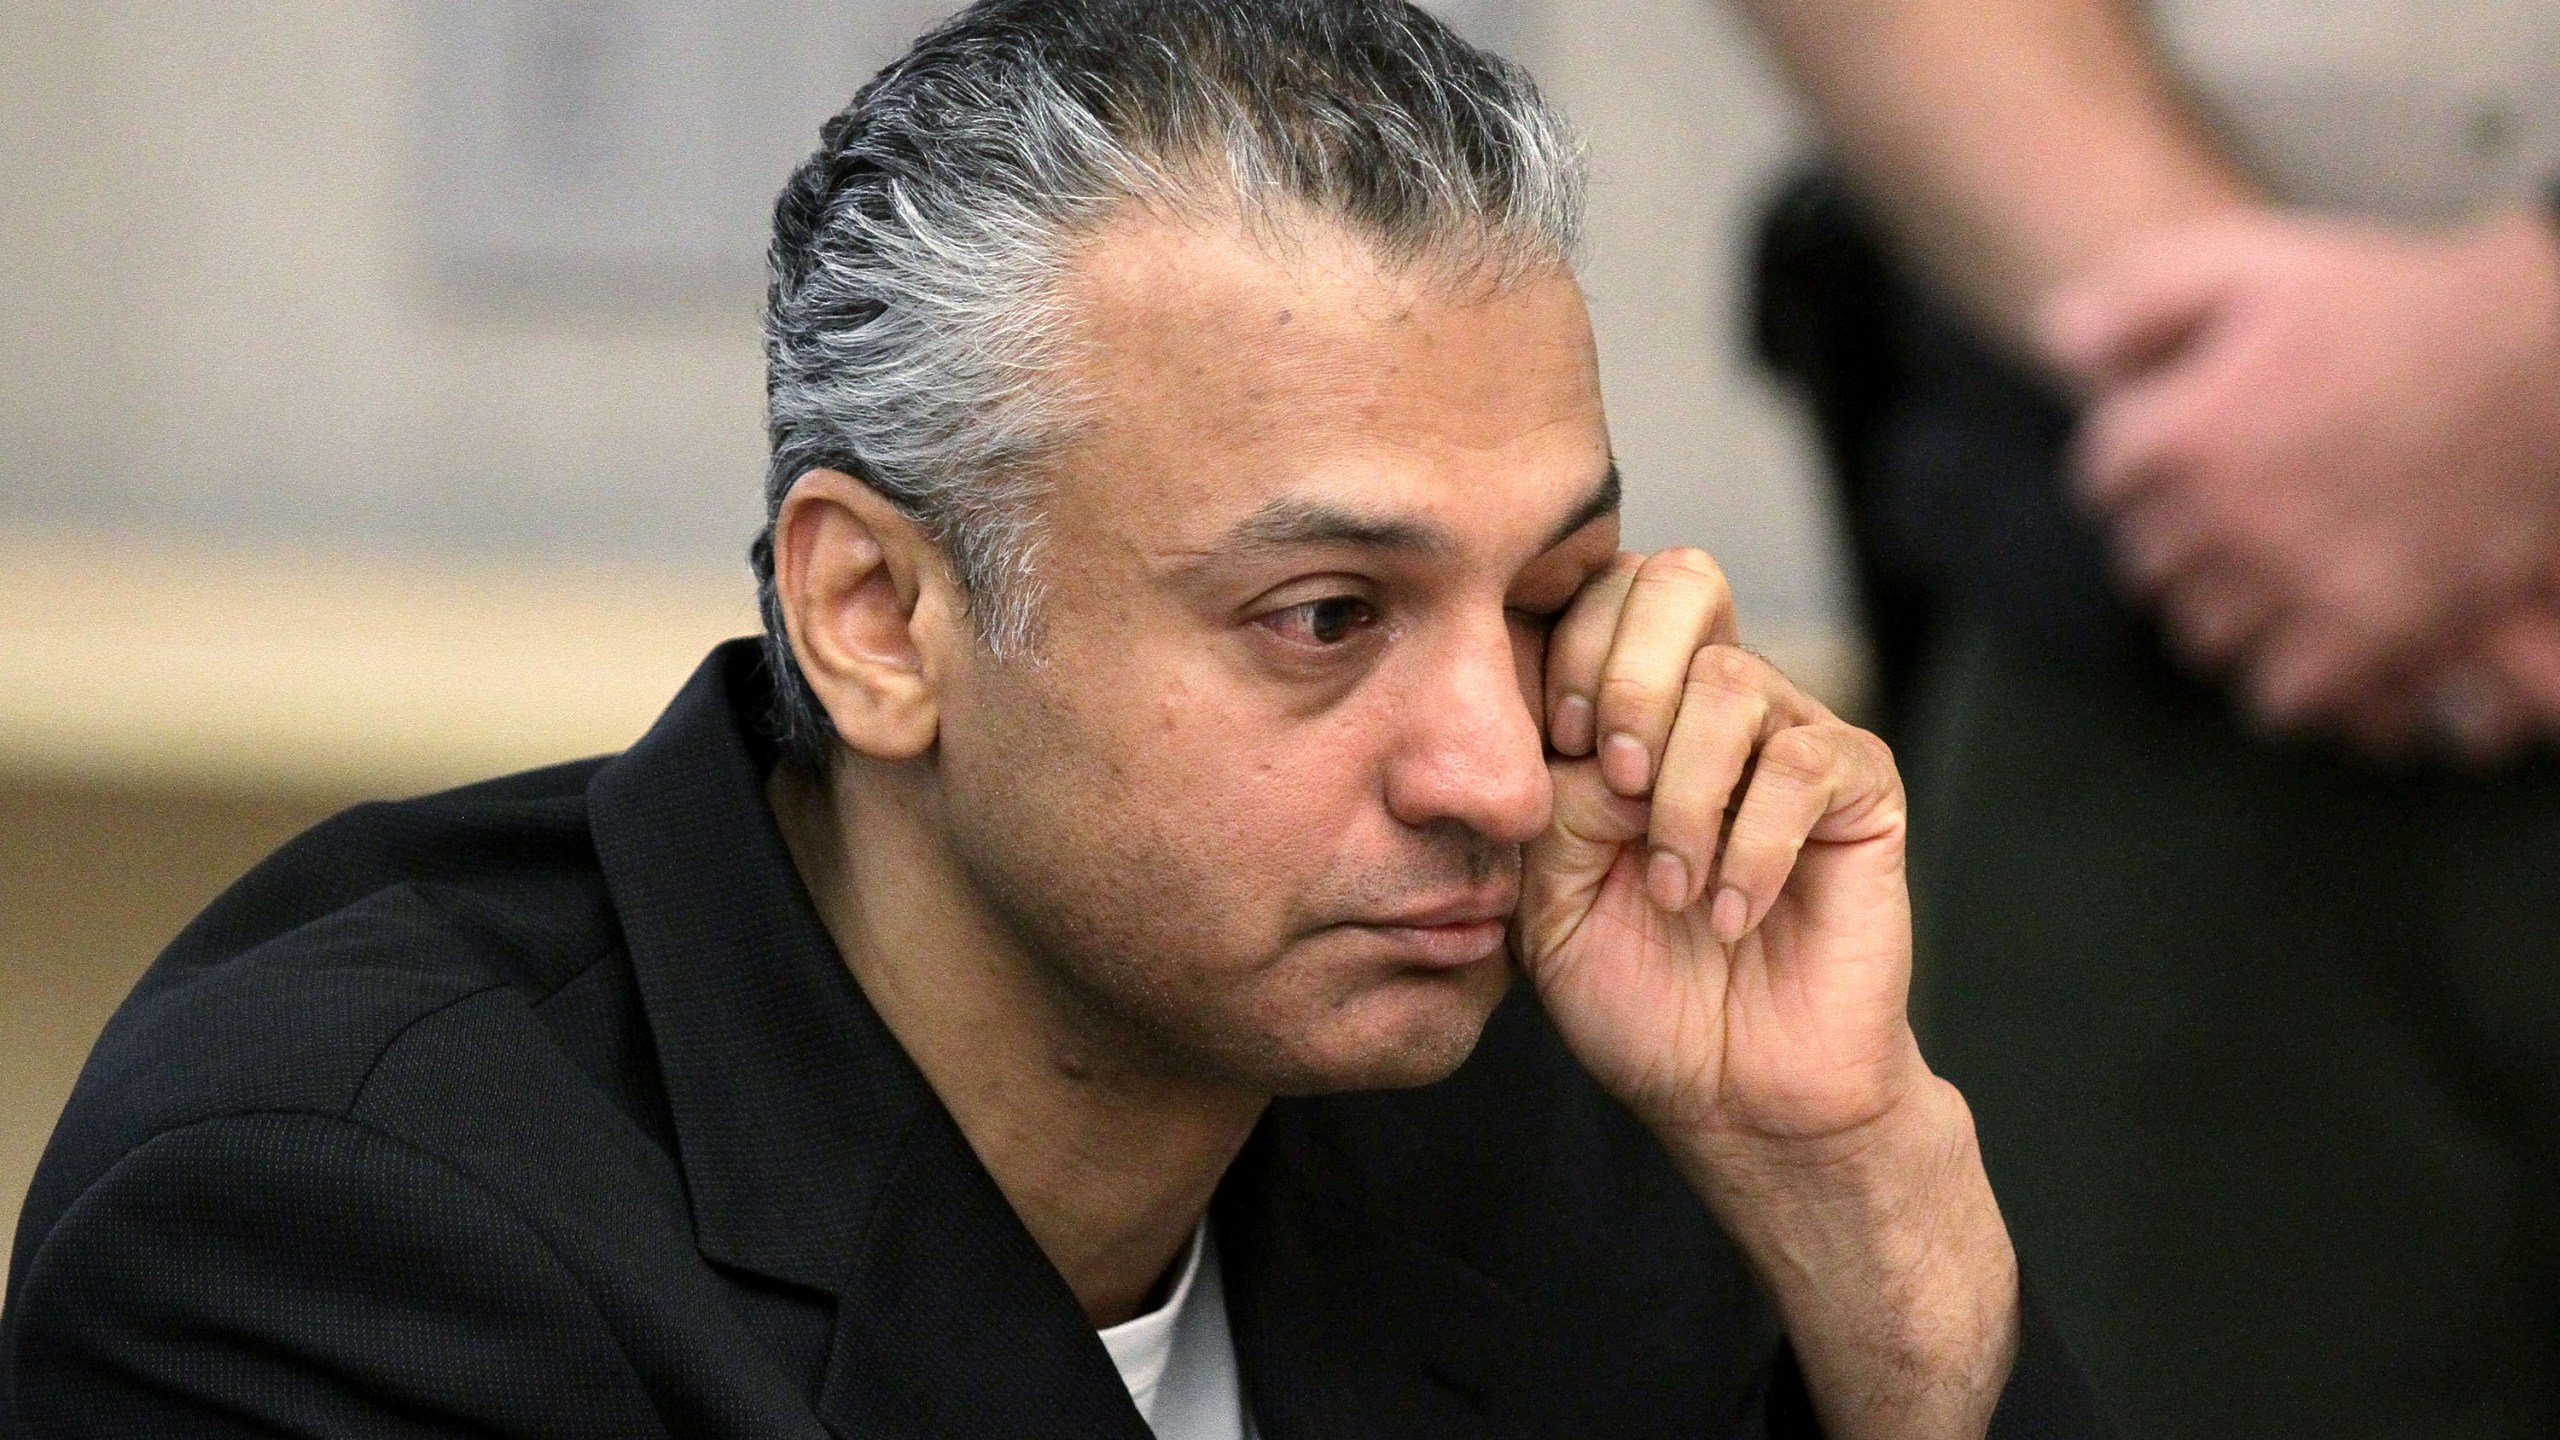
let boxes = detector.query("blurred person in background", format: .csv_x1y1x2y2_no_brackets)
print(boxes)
1744,0,2560,1434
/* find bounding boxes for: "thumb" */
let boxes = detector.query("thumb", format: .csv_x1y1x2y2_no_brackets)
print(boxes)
1516,756,1649,961
2039,238,2242,390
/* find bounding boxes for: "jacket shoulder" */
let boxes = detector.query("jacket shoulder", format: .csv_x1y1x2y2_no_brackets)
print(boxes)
4,1108,674,1436
152,756,616,997
12,758,632,1299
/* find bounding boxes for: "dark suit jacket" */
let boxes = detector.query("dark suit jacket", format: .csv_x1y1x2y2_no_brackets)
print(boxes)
3,641,2105,1438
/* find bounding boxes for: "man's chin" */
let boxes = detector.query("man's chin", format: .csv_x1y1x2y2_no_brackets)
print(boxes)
1263,964,1512,1096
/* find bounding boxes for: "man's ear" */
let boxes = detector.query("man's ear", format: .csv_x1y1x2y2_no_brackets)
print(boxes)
772,468,958,763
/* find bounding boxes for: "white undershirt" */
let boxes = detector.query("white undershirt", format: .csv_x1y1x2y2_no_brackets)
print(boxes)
1095,1221,1256,1440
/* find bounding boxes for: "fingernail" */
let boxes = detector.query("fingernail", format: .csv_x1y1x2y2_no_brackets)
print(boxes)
1711,887,1750,945
1646,850,1689,911
1551,693,1595,754
1600,732,1650,794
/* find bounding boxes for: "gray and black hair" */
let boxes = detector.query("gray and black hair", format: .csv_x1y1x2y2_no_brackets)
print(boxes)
751,0,1587,770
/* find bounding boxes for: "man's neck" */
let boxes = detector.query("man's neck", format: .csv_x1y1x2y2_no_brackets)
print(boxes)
767,761,1266,1327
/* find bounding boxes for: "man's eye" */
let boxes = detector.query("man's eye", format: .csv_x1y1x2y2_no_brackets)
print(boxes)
1264,595,1380,647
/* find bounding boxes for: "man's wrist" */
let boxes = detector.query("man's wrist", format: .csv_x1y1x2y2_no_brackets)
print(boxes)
1668,1077,2021,1440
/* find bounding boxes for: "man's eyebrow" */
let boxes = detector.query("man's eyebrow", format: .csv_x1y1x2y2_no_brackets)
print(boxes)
1216,498,1451,557
1542,462,1622,551
1199,460,1622,564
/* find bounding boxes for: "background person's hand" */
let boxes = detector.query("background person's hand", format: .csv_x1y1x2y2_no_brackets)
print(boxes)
2039,207,2560,748
2481,573,2560,731
2310,578,2560,767
1514,548,2014,1440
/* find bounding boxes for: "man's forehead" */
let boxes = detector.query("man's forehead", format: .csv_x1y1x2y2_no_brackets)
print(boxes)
1060,212,1599,422
1050,213,1609,556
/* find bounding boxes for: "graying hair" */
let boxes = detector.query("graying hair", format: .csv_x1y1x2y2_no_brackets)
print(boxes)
751,0,1586,771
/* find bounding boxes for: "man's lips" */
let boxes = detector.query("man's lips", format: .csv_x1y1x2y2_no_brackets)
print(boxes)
1336,894,1517,968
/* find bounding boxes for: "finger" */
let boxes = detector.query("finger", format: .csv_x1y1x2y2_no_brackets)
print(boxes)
1516,755,1653,965
2422,657,2534,768
1541,551,1643,755
2038,235,2242,390
2237,616,2375,735
2481,605,2560,726
2070,368,2216,513
1590,548,1739,798
2157,561,2278,672
1709,721,1900,945
2106,489,2221,599
2326,678,2430,765
1642,645,1824,911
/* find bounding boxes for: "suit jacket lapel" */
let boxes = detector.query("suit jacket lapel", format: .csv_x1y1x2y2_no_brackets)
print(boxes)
1218,1116,1548,1440
816,1097,1154,1440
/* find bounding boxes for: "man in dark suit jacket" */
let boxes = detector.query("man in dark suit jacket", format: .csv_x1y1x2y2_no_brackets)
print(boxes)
5,3,2103,1435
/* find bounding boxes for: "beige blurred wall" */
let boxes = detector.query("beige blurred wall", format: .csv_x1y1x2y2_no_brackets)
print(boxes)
0,0,1833,1280
2,2,772,561
1,0,1834,624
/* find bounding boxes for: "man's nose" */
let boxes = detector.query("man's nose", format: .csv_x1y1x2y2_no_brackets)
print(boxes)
1381,618,1553,846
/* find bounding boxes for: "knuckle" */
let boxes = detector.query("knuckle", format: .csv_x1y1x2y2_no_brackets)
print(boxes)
2110,537,2174,594
2074,435,2134,501
1717,815,1795,875
2129,512,2191,568
2220,503,2292,559
1756,726,1833,783
2144,427,2207,482
2164,621,2222,670
2079,410,2157,483
1843,721,1893,769
1684,644,1763,694
1596,672,1669,718
1649,785,1720,837
1638,546,1730,598
2298,566,2357,614
1849,725,1906,794
1546,616,1610,665
2161,591,2214,641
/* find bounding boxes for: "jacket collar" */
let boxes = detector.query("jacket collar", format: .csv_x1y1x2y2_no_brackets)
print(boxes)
585,643,1152,1436
585,641,1544,1438
587,640,914,1295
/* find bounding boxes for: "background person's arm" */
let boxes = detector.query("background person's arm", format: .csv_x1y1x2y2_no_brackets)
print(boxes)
1735,0,2254,355
1738,0,2560,756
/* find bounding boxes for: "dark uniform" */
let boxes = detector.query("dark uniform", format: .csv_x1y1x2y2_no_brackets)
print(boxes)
1755,5,2560,1433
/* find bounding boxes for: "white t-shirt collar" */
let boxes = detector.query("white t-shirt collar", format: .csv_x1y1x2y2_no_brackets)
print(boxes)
1095,1220,1256,1439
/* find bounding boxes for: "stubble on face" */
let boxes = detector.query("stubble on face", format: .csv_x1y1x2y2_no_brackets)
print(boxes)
936,648,1521,1096
924,207,1611,1099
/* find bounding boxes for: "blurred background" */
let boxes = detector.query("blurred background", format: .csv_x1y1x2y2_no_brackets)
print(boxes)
0,1,1838,1276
